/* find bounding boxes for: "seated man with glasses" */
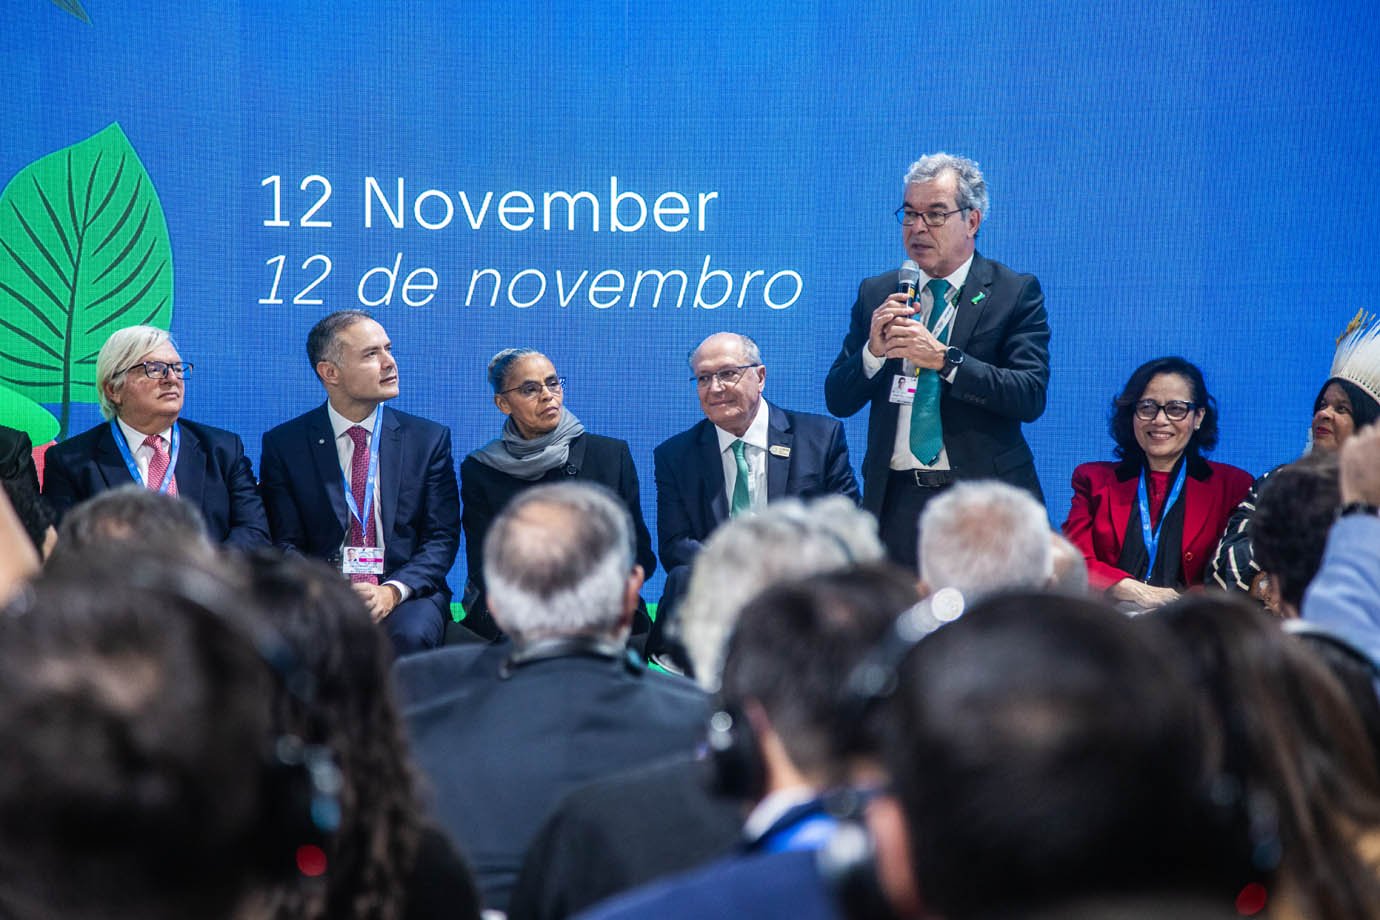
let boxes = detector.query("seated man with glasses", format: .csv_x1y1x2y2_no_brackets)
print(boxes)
825,152,1050,573
648,332,859,663
459,347,656,641
43,324,270,549
260,310,461,655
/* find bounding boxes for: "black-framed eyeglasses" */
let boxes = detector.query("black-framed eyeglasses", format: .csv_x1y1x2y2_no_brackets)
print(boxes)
692,364,761,389
1134,399,1196,422
501,376,565,399
894,206,971,228
122,361,194,380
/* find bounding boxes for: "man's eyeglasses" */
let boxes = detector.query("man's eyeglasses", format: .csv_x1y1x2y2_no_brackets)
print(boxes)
1134,399,1196,422
123,361,194,380
693,365,761,389
894,206,971,228
501,376,566,399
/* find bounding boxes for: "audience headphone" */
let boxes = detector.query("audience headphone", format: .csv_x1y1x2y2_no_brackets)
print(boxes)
125,561,344,883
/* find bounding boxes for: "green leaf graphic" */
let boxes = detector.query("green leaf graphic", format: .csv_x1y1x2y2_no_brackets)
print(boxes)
0,123,174,438
49,0,92,24
0,386,60,445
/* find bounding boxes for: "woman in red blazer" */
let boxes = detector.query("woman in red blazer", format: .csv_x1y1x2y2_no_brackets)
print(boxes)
1062,357,1253,610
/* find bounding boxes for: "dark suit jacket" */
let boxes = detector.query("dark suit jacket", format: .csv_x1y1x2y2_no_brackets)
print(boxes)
459,433,656,636
509,755,744,920
259,403,459,602
1061,456,1254,591
395,641,708,915
42,418,269,549
652,403,860,571
572,847,841,920
824,252,1050,514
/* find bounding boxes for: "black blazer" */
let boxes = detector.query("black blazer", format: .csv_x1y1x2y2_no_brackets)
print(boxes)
459,432,656,635
259,403,460,601
824,251,1050,513
42,418,269,549
652,403,860,571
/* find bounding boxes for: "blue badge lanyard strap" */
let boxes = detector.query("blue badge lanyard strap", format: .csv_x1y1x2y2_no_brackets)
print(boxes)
341,410,382,540
110,420,180,493
1137,461,1188,583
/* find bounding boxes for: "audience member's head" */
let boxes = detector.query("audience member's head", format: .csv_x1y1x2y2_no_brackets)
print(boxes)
714,565,918,798
49,484,213,566
245,551,478,920
1250,453,1341,615
1285,621,1380,773
874,592,1239,919
677,495,884,691
1152,595,1380,920
483,481,642,645
917,479,1054,598
1048,532,1090,595
0,549,295,920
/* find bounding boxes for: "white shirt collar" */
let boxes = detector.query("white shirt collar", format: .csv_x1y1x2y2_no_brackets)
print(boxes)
327,402,379,440
925,252,974,295
715,399,771,454
116,417,173,449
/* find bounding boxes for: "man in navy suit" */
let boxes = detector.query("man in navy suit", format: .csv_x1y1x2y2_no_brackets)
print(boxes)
651,332,859,654
259,310,460,655
825,153,1049,572
43,326,269,550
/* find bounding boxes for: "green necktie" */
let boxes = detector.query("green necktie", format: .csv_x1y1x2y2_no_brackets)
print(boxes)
908,278,950,465
730,439,752,517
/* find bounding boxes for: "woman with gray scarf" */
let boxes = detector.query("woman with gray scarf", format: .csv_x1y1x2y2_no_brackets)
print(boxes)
459,348,657,640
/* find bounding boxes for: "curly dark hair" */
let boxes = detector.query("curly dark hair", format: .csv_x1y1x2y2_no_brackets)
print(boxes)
1109,356,1219,463
245,551,422,920
1251,453,1340,610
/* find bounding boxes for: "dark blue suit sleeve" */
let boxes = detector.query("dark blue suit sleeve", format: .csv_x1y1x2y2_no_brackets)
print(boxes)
39,446,83,521
258,430,309,554
822,420,861,504
653,442,702,571
221,433,271,550
390,427,460,597
824,277,890,419
618,442,658,579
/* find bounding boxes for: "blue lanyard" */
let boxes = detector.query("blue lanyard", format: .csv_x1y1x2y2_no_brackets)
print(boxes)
1137,461,1188,582
341,410,382,538
111,420,179,493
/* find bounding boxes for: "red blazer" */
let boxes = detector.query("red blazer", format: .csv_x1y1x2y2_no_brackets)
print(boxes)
1062,455,1253,592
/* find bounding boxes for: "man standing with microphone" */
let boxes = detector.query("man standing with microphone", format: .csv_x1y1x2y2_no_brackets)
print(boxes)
825,152,1050,570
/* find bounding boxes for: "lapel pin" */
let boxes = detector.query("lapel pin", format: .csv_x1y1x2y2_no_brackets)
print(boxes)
769,445,791,458
971,292,987,305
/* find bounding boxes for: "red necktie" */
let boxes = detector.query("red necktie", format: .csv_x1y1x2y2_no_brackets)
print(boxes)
346,425,379,585
142,434,178,496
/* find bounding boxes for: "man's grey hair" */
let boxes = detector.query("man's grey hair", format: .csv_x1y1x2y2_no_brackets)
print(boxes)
95,326,175,420
1049,533,1090,596
50,485,213,565
688,332,761,370
678,495,884,691
918,480,1052,598
904,152,989,218
483,482,635,643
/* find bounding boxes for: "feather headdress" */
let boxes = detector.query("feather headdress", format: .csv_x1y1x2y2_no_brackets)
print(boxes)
1330,309,1380,407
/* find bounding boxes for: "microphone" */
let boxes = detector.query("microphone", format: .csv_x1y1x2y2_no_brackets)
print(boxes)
897,259,920,308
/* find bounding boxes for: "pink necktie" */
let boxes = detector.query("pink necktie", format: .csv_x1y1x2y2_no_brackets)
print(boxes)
346,426,379,585
142,434,178,496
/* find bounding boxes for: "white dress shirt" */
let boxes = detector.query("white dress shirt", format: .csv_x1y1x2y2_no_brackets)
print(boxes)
326,403,410,601
714,398,771,513
861,254,973,471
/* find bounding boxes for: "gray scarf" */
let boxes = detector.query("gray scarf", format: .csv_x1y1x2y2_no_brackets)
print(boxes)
470,409,585,480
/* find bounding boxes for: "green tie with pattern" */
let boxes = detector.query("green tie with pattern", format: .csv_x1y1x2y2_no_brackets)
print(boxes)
730,439,752,516
908,278,950,465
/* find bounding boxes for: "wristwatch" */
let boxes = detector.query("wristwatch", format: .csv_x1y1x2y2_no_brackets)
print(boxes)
943,346,964,374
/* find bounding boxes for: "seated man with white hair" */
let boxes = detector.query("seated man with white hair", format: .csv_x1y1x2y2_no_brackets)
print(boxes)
393,482,707,916
916,479,1057,610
